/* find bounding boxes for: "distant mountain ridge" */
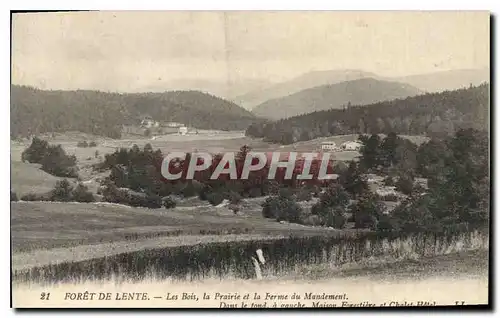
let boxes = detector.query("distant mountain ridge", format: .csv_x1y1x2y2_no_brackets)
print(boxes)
251,78,423,120
233,69,377,110
10,85,263,139
234,68,489,111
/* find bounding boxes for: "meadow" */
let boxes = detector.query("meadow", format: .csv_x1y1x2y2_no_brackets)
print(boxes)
12,249,488,308
13,224,488,286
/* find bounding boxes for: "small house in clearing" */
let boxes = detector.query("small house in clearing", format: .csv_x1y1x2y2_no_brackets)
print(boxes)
140,116,159,128
165,122,184,128
320,141,338,152
341,141,363,151
178,126,188,135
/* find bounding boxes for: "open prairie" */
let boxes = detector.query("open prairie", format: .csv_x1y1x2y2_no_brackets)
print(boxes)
11,199,349,255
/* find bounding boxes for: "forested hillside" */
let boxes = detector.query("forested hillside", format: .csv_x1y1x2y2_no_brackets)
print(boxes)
11,85,263,139
251,78,422,119
246,84,489,144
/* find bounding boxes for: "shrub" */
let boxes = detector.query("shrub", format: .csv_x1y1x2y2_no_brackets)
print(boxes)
228,191,243,204
395,174,414,195
89,141,97,147
40,145,78,178
262,180,280,195
228,203,240,214
181,181,204,198
383,176,395,186
247,187,262,198
278,187,294,199
206,191,225,206
376,214,397,232
322,207,348,229
262,195,303,224
144,194,163,209
77,141,89,148
198,184,213,201
72,183,95,202
311,185,322,197
318,184,350,208
11,191,18,202
262,196,281,219
127,192,149,207
295,187,313,202
162,196,177,209
332,161,348,175
21,137,49,164
390,195,438,232
50,179,74,202
349,192,384,230
276,197,302,223
339,161,369,199
379,193,399,202
311,184,350,228
99,180,161,209
412,183,426,195
302,214,322,226
20,192,51,201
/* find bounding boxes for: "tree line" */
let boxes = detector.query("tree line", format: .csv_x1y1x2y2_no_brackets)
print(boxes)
262,128,489,232
21,137,78,178
11,85,265,139
245,84,489,144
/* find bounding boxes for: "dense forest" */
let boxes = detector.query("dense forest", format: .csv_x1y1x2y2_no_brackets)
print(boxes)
11,85,264,139
246,84,489,144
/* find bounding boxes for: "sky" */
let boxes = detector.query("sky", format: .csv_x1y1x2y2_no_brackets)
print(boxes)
11,11,490,95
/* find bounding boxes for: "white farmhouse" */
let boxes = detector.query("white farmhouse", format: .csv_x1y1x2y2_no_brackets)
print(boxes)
341,141,363,151
140,116,159,128
178,126,188,135
320,141,337,152
165,122,183,128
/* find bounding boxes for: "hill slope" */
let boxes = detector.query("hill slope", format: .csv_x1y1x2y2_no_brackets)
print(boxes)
251,78,422,120
246,84,489,144
11,85,263,139
233,69,377,110
141,78,273,100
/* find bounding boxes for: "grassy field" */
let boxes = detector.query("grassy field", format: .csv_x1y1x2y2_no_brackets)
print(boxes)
12,249,489,308
11,200,351,254
10,161,69,197
12,132,428,166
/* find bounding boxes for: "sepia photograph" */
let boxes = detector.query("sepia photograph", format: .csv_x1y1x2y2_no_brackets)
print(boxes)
10,10,490,309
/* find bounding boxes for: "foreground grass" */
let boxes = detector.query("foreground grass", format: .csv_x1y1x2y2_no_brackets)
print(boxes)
13,228,488,286
12,250,488,308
